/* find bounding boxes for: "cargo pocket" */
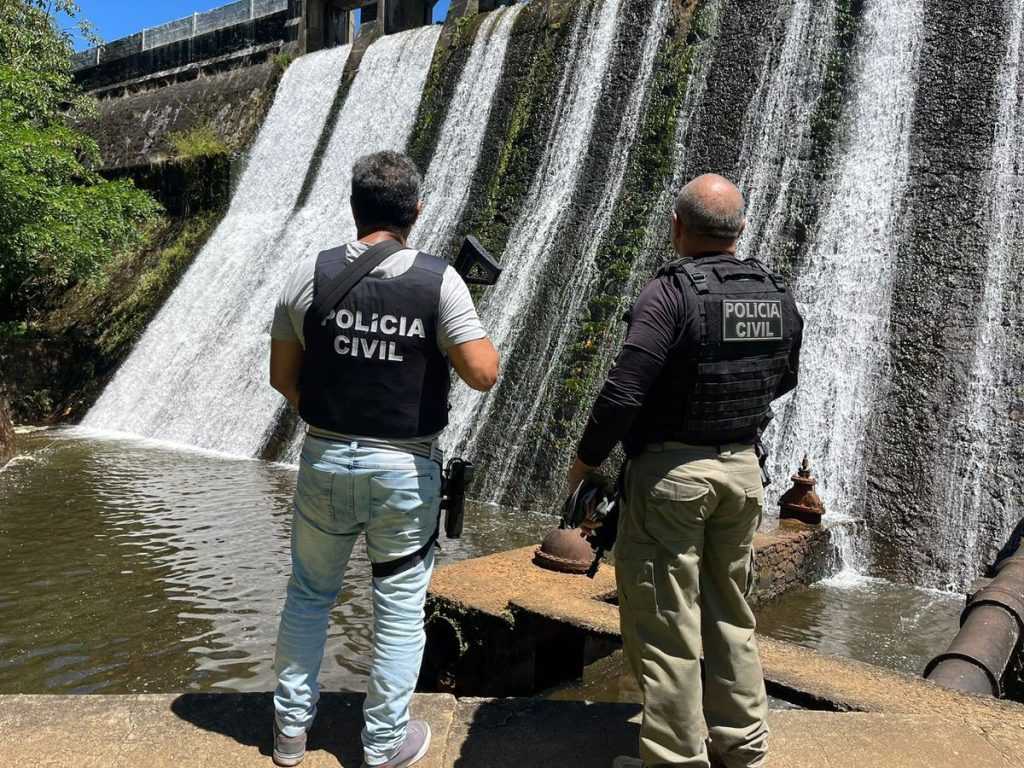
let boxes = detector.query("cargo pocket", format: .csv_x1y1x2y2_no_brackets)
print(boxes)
616,543,659,615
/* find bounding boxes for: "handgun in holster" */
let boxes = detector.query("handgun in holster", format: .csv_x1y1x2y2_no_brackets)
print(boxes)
440,458,474,539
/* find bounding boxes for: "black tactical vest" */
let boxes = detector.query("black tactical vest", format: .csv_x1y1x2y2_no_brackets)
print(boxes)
298,246,450,439
643,254,800,446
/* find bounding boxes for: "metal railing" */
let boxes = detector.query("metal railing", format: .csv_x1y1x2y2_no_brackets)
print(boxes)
72,0,289,70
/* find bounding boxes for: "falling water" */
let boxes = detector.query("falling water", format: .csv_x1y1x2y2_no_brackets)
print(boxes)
412,4,523,255
444,0,626,461
485,0,674,498
765,0,925,571
641,0,721,268
736,0,834,262
84,28,441,456
937,0,1024,587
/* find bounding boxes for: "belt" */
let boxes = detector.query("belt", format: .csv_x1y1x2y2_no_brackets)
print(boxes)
644,441,755,456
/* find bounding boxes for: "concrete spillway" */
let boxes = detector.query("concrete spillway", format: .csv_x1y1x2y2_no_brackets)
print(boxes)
84,28,440,455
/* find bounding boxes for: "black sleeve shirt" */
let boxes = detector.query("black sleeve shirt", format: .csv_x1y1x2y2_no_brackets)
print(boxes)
576,272,804,467
576,275,693,467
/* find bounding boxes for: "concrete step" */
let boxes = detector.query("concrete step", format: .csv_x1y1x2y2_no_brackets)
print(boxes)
0,693,1016,767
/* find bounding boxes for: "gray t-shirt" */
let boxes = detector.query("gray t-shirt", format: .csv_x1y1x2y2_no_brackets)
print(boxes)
272,241,487,458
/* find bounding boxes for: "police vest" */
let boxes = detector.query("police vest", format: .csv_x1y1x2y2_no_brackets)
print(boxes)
647,254,799,446
298,246,450,439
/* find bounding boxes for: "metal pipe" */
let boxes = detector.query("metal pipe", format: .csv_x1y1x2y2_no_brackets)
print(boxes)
924,544,1024,697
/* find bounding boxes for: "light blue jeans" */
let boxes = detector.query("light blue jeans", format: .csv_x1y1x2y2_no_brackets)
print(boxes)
274,436,441,766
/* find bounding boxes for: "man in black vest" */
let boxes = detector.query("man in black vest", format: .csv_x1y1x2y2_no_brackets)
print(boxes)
268,151,498,768
567,174,803,768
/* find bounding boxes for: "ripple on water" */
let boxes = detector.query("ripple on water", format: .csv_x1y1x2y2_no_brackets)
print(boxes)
0,430,553,694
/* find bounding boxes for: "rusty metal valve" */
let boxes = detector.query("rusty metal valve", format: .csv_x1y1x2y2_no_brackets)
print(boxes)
779,454,825,526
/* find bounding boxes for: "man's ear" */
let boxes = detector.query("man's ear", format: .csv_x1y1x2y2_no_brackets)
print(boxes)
417,200,424,215
737,217,747,237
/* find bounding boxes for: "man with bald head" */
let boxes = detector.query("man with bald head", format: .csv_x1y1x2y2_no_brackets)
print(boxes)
567,174,803,768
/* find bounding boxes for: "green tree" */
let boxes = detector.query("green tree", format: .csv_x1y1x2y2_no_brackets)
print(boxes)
0,0,159,321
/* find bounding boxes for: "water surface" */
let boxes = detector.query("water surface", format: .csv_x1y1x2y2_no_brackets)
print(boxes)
0,430,552,694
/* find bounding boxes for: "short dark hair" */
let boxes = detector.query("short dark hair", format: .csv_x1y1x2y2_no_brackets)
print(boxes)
350,151,422,232
674,184,746,241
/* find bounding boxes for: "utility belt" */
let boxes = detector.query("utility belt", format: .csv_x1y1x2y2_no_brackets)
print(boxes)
370,458,474,580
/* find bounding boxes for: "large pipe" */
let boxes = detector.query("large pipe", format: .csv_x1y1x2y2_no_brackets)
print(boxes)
924,542,1024,697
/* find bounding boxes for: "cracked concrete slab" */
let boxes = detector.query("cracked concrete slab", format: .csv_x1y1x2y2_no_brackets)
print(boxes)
1,694,1017,767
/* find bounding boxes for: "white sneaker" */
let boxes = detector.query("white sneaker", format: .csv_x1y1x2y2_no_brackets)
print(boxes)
612,758,643,768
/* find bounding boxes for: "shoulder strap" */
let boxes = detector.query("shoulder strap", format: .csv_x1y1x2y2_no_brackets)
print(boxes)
312,239,406,321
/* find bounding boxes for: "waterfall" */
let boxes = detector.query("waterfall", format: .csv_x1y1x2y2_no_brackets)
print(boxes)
765,0,925,569
83,28,441,456
483,0,674,499
412,4,523,255
736,0,834,263
444,0,626,464
938,0,1024,587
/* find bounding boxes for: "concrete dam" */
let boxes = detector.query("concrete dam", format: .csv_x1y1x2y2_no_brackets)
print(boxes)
75,0,1024,595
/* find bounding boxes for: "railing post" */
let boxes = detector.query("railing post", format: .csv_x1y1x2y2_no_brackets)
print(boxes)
250,0,255,19
141,28,146,50
192,12,198,36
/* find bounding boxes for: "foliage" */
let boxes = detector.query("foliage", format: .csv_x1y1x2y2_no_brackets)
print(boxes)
808,0,863,175
271,51,293,73
90,212,221,357
167,123,230,160
546,0,710,440
0,0,159,320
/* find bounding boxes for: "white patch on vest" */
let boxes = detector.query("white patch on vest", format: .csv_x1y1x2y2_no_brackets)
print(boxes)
722,300,784,342
329,310,419,362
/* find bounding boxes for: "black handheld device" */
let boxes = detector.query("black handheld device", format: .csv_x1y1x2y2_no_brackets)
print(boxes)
453,236,502,286
440,458,475,539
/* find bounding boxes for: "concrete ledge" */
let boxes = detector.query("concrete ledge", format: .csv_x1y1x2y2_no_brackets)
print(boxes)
422,525,833,695
0,694,1016,767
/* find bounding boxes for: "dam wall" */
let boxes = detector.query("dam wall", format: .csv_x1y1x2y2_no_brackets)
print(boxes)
15,0,1022,593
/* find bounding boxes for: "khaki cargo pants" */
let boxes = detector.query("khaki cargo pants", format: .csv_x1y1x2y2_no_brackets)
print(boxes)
616,442,768,768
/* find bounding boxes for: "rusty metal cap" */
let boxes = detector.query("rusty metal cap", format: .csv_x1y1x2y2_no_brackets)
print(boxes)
779,454,825,525
533,528,595,574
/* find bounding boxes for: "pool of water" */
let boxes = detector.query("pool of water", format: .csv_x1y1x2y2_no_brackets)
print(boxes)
755,571,965,675
0,430,554,694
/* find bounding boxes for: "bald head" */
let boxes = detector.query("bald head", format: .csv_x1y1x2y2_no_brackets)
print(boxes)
673,174,746,248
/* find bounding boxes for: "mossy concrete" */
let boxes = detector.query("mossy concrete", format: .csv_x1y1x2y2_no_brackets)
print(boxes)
421,526,832,696
77,61,281,170
0,693,1017,766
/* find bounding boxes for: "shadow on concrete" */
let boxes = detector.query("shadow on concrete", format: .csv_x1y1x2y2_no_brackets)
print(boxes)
448,698,641,767
170,691,365,764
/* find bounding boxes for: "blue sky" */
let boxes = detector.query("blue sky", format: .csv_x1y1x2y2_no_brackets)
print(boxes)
65,0,452,50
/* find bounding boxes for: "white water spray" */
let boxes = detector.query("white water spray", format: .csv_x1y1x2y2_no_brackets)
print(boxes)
444,0,626,459
766,0,925,572
85,28,441,456
486,0,674,497
413,5,523,255
737,0,834,262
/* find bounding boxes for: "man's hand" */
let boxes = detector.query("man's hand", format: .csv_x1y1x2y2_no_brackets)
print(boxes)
566,455,595,501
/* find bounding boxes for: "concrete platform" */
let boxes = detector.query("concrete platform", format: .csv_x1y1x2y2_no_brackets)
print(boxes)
421,534,830,696
422,545,1024,765
0,693,1016,767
